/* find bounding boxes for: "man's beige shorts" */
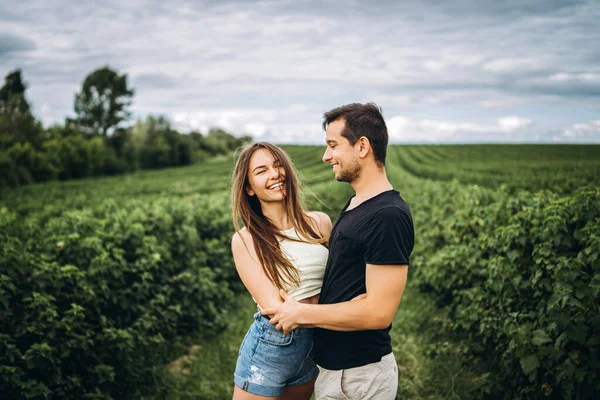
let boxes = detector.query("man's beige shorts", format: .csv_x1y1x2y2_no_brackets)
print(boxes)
314,352,398,400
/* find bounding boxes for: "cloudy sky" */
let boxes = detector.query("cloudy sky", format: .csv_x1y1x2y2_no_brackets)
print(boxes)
1,0,599,143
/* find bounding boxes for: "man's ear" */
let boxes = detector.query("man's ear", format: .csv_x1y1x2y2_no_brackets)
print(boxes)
357,136,371,159
246,186,255,196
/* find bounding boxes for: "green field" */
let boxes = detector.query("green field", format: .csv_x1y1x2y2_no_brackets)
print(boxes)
394,144,600,193
1,145,599,400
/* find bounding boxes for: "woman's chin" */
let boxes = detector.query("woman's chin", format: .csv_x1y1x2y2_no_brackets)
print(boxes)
258,193,285,203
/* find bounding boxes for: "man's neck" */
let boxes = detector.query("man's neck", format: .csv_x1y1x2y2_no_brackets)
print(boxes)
349,165,393,206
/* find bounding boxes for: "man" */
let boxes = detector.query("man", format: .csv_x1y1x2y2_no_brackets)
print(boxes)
261,103,414,399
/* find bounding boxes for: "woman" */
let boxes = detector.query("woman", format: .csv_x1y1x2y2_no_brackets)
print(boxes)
231,142,331,399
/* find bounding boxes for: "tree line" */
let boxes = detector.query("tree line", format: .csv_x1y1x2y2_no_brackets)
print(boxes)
0,67,252,189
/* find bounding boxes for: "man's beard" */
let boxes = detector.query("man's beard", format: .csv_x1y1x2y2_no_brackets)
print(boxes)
336,158,361,183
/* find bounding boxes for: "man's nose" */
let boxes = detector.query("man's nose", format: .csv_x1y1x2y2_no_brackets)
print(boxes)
322,148,331,163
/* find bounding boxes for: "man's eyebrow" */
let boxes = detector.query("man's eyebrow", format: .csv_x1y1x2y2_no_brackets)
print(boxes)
326,139,338,144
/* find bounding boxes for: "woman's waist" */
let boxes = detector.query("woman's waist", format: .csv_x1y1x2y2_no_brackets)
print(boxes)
299,292,319,304
255,290,318,311
252,311,314,335
284,283,322,302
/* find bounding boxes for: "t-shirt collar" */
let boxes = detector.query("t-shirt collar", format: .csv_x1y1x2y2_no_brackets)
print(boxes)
341,189,398,213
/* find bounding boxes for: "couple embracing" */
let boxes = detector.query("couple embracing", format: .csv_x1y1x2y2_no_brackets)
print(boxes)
230,103,414,400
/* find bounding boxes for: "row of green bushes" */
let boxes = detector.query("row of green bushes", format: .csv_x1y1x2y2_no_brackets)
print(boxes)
394,145,600,194
1,137,129,185
0,195,241,399
409,178,599,399
0,120,251,190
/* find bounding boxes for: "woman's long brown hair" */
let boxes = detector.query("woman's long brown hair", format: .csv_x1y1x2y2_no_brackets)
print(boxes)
232,142,327,289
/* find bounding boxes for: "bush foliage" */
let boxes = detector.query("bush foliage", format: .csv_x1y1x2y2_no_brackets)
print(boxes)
0,196,239,399
410,182,599,399
1,144,598,399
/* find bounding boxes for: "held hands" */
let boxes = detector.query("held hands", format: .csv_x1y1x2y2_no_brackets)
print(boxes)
260,289,302,335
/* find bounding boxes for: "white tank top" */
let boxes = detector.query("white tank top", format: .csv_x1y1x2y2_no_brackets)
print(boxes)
279,227,328,301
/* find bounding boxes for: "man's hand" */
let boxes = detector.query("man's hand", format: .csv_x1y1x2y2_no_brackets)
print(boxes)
260,289,303,334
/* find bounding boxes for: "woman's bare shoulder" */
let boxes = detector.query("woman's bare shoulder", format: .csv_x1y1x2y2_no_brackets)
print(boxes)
231,228,254,253
306,211,332,237
306,211,330,223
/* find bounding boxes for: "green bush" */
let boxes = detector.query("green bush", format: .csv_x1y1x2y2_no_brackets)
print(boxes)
0,197,236,399
0,150,17,188
6,142,57,184
414,186,600,399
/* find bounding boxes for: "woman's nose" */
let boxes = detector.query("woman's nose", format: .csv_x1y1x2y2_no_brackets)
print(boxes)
269,167,281,179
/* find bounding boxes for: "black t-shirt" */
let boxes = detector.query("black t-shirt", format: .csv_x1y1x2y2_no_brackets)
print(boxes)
314,190,414,370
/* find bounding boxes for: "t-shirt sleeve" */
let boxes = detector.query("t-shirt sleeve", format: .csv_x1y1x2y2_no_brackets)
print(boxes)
362,206,414,265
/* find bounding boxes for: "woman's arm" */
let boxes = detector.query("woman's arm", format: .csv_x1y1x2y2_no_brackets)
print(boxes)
231,230,284,313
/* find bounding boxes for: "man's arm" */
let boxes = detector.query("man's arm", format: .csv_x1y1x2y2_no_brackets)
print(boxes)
263,263,408,332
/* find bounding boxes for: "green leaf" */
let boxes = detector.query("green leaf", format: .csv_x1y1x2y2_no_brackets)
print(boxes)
554,331,569,350
520,354,540,375
532,329,552,346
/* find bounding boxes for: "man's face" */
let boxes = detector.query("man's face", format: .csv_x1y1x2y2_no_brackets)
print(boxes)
322,119,361,183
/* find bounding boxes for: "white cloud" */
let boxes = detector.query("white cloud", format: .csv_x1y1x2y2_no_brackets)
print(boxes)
563,120,600,139
497,116,533,133
38,103,61,125
172,109,277,137
154,108,600,145
0,0,599,143
480,98,521,108
169,104,324,143
549,73,600,83
387,115,534,142
482,57,545,73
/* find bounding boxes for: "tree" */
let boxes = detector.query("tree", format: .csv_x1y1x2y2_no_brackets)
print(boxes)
74,66,134,137
107,128,138,171
0,69,42,149
0,70,27,100
132,115,193,168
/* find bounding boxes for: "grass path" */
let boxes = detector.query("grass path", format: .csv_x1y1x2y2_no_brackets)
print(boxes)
164,283,480,400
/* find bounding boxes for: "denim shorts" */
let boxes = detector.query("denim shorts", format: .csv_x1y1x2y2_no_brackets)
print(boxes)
234,312,319,396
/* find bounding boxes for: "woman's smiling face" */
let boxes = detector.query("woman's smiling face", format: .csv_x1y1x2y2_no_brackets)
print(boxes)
246,148,287,203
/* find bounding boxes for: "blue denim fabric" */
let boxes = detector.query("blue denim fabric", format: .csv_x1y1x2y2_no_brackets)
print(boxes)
234,312,319,396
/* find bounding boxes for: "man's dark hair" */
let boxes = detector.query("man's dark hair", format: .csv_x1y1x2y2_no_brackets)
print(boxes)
322,102,388,167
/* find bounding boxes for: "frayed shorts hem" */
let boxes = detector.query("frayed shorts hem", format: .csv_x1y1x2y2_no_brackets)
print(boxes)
234,366,318,397
234,374,283,397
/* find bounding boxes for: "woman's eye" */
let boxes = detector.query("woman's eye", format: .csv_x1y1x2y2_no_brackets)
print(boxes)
256,170,265,175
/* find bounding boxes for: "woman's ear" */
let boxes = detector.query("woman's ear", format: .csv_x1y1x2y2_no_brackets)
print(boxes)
246,186,255,196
